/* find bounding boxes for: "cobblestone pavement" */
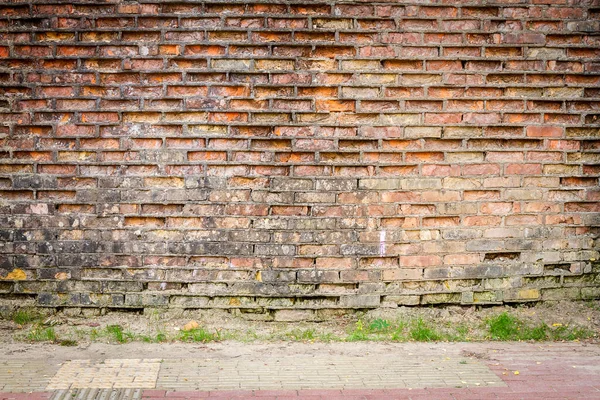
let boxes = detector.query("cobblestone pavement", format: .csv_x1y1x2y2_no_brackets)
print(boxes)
0,342,599,399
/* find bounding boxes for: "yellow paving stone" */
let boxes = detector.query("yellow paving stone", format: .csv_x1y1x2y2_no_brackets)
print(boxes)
47,359,160,390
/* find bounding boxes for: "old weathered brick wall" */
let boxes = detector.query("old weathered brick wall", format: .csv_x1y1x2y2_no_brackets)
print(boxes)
1,0,599,319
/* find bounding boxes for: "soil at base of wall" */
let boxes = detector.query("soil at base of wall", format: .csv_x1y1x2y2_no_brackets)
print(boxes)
0,300,598,345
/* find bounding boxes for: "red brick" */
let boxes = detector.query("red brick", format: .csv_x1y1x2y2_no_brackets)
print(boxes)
526,126,563,138
506,163,543,175
400,255,442,267
316,100,355,112
460,163,501,176
464,216,502,226
0,0,596,314
423,217,460,227
271,206,309,216
425,113,462,124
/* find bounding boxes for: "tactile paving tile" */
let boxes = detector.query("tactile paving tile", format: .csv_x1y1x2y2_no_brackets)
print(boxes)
47,359,160,390
50,388,143,400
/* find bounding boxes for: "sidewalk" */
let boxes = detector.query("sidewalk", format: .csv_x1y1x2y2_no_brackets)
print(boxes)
1,341,599,399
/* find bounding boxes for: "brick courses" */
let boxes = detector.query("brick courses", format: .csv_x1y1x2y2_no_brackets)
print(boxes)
0,0,599,318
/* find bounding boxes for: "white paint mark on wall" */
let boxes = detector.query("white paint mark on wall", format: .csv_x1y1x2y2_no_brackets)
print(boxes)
379,230,386,256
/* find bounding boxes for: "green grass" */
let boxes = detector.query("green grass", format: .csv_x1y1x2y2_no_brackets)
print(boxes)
315,332,338,342
486,312,548,341
528,324,549,341
155,332,168,342
26,326,56,342
346,320,370,341
368,318,391,332
485,312,596,341
347,318,398,341
346,317,446,342
487,312,521,340
87,326,166,343
10,309,598,345
286,328,316,341
390,321,407,341
228,329,262,342
58,339,78,346
140,332,168,343
548,324,595,341
409,318,442,342
106,324,125,343
11,309,39,325
89,328,100,341
343,313,596,343
447,324,471,341
105,324,135,344
179,327,220,343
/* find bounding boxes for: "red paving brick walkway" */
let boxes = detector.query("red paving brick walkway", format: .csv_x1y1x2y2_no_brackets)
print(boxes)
1,342,599,400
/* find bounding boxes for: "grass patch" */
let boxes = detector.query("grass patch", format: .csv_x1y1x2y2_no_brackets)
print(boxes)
11,309,40,325
486,312,596,341
449,324,471,341
284,329,339,342
548,324,595,341
222,329,262,342
487,312,522,340
155,332,168,342
315,332,338,342
87,325,160,343
347,317,446,342
58,339,78,346
26,326,56,342
528,324,549,341
89,328,100,341
346,320,370,341
368,318,391,333
140,332,168,343
9,307,598,345
106,324,126,343
390,321,408,341
105,324,134,344
286,328,316,341
179,327,220,343
24,324,77,345
409,318,442,342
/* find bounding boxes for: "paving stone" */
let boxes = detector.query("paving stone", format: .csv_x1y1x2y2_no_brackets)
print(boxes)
2,342,600,399
0,361,59,392
50,388,143,400
47,360,161,391
155,356,503,391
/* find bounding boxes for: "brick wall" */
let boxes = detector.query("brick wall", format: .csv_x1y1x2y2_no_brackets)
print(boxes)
1,0,599,319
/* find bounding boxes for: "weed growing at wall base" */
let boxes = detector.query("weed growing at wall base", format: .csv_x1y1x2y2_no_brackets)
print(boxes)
179,327,221,343
5,306,599,345
409,318,442,342
11,309,40,325
486,312,596,341
26,326,56,343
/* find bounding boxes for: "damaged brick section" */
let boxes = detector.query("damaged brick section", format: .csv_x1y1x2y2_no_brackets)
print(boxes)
0,0,599,320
